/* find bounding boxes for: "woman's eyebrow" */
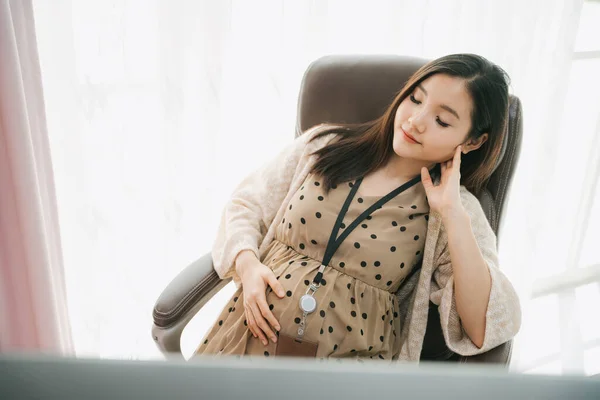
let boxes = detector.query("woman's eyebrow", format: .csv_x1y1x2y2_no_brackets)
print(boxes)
417,84,460,120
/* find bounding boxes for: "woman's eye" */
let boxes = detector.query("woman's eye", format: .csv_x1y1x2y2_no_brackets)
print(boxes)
409,94,449,127
436,117,449,128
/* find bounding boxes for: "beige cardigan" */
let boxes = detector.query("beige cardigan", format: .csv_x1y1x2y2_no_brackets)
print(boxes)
211,126,521,361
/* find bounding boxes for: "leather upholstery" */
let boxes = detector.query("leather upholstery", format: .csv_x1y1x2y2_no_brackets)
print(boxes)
152,55,523,365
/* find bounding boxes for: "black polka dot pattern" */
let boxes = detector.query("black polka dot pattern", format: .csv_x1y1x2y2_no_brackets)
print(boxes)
198,172,428,360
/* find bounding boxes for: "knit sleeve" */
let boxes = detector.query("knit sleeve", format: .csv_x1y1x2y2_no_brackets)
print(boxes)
429,190,522,356
211,128,321,284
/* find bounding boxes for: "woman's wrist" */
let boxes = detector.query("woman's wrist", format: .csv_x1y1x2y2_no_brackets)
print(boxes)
234,249,259,278
441,204,469,227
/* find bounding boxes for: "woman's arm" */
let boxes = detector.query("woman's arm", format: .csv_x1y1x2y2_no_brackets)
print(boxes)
422,146,521,355
429,191,522,356
441,207,491,348
212,126,326,283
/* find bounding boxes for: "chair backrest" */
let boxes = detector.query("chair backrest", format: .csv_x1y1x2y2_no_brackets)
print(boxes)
295,54,523,363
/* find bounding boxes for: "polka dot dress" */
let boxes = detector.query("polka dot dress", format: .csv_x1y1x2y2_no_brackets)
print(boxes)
194,172,429,361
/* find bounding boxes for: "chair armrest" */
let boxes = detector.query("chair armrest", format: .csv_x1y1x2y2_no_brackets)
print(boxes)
151,252,231,359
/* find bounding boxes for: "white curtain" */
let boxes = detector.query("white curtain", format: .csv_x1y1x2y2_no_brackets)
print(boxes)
0,0,73,354
31,0,592,372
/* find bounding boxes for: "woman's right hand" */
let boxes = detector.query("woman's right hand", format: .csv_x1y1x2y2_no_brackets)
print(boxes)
235,251,286,346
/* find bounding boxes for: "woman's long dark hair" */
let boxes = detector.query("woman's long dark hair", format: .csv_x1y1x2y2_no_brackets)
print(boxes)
307,53,511,196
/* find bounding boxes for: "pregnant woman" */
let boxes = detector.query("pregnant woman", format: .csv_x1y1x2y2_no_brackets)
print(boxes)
194,53,521,362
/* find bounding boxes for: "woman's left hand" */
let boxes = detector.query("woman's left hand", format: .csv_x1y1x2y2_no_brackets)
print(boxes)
421,145,465,218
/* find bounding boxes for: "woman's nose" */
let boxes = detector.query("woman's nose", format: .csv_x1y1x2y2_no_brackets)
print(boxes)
408,112,426,133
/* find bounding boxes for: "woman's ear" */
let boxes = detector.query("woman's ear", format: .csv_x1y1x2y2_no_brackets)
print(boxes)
462,133,488,154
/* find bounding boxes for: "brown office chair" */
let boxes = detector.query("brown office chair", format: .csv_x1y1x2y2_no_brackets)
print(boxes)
151,55,523,364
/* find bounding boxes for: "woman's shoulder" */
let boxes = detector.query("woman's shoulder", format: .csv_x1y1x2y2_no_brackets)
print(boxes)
301,123,343,151
459,186,479,207
432,186,496,258
458,186,497,243
459,186,488,221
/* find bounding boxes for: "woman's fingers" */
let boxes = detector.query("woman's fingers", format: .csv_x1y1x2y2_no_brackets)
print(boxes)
239,262,282,346
249,302,277,344
266,272,286,298
245,308,257,338
246,307,268,346
454,145,462,165
257,296,281,332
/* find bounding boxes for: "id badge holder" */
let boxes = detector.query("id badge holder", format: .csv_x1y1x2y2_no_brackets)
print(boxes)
275,332,318,358
275,284,319,357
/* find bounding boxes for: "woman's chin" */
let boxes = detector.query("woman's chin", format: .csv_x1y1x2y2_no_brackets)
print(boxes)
392,135,413,158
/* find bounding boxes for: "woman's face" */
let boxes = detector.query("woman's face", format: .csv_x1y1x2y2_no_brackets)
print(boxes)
392,73,479,165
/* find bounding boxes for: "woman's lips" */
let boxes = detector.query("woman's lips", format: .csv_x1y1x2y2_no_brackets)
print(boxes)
402,128,420,144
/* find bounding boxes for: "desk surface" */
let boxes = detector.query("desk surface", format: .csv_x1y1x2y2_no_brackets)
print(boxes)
1,353,598,399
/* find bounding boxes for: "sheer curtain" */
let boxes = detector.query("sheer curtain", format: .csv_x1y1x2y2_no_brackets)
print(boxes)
31,0,591,371
0,0,72,354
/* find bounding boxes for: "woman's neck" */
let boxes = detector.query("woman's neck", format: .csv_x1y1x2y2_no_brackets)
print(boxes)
378,155,435,182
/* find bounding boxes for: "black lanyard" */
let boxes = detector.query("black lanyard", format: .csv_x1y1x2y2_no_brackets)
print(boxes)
311,169,431,286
